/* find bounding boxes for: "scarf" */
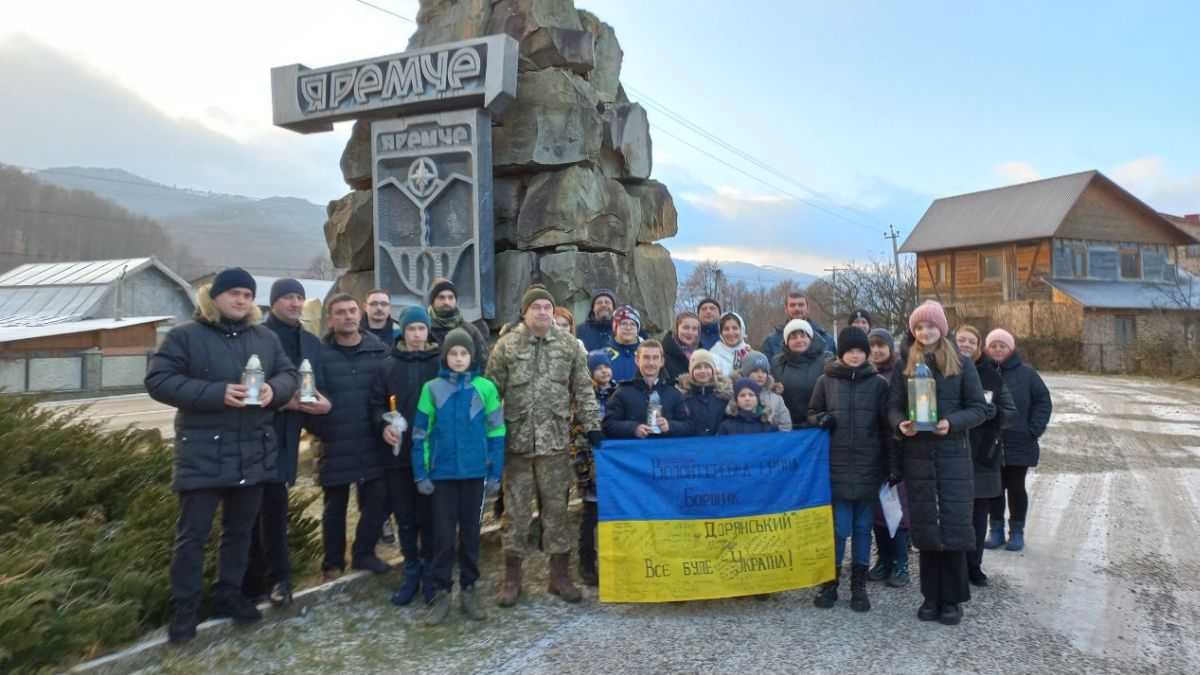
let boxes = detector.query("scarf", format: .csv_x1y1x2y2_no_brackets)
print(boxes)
429,305,463,331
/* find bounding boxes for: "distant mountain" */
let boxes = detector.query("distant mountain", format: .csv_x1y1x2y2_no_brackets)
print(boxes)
36,167,331,278
673,258,819,290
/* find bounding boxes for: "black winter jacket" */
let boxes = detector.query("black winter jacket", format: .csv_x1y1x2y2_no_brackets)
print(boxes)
676,373,733,437
306,331,390,486
887,348,989,552
969,355,1018,499
807,360,897,501
262,313,323,486
145,306,297,492
717,407,778,435
660,330,694,385
603,376,693,438
368,343,442,469
997,352,1052,467
359,315,398,348
771,333,833,428
429,316,489,371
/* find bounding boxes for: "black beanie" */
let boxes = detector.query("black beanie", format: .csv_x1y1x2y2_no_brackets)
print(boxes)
847,308,872,327
209,267,256,299
428,277,457,305
441,327,475,365
269,278,305,305
837,326,871,360
697,297,721,314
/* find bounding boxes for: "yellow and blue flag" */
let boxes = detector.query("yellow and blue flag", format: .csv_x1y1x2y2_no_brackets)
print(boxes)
595,430,834,602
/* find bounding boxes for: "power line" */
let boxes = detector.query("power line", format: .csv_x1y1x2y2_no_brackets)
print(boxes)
624,84,890,232
353,0,415,23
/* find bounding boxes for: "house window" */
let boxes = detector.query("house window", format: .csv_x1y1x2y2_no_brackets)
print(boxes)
1120,248,1140,279
1187,244,1200,259
936,261,947,284
983,254,1003,280
1072,248,1087,278
1114,315,1136,348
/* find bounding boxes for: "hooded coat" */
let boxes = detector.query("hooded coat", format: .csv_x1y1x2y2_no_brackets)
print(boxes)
997,351,1053,467
771,332,834,428
676,372,733,436
368,341,442,470
807,360,896,501
305,330,390,486
145,286,298,492
709,313,750,377
970,355,1018,499
717,402,778,435
887,347,989,551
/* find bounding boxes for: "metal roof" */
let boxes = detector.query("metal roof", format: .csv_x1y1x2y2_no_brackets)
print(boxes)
0,286,111,326
901,171,1097,254
0,258,155,286
251,276,336,306
0,316,172,343
1045,276,1200,310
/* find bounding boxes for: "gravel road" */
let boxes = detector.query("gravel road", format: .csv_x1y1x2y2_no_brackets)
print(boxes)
110,373,1200,674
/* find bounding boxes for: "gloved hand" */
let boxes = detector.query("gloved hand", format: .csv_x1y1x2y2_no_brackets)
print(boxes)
817,413,836,430
572,451,592,488
484,478,501,497
587,430,604,449
983,402,997,421
886,472,904,487
416,478,435,495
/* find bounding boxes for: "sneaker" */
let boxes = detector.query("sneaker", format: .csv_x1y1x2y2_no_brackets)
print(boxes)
210,593,263,625
424,589,453,626
352,555,391,575
460,586,487,621
887,565,910,588
866,561,891,582
381,520,396,545
269,581,294,608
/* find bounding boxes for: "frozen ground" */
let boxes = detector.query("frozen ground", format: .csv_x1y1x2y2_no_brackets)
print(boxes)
94,374,1200,674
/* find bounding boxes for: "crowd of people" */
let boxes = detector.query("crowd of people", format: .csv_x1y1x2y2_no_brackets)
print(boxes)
146,268,1052,643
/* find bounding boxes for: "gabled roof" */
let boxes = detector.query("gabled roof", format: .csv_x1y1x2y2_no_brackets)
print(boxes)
901,170,1190,254
1045,275,1200,310
1161,213,1200,243
0,257,194,327
0,316,172,343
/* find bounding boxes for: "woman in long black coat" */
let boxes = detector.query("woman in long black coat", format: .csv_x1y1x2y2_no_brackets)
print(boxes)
955,325,1018,587
888,302,988,626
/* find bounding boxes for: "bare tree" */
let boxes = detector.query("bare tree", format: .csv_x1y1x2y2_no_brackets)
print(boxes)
809,255,917,335
304,253,339,280
676,260,727,315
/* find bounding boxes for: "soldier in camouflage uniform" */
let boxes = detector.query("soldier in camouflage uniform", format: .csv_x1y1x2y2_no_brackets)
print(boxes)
486,287,603,605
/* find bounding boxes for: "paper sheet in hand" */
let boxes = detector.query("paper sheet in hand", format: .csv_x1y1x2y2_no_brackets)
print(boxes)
879,483,902,538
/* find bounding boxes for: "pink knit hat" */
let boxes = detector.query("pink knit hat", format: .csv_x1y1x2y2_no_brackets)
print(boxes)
985,328,1016,353
908,300,950,337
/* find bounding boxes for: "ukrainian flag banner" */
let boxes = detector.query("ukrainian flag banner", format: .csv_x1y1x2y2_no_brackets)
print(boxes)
595,430,834,602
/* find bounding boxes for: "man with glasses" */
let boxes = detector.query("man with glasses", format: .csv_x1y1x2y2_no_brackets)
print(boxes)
360,289,399,347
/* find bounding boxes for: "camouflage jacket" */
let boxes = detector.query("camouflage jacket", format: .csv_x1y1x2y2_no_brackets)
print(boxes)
486,322,602,456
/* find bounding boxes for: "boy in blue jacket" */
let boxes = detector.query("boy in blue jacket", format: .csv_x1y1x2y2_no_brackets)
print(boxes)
412,328,506,626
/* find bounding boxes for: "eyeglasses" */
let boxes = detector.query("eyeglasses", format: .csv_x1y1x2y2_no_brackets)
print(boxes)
367,301,390,307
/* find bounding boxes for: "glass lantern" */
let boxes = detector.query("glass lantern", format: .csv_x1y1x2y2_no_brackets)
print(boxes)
907,361,937,431
243,354,264,406
298,359,317,403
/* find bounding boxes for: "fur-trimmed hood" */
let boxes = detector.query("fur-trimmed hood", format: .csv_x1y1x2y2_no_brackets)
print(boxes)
195,283,263,326
723,399,774,425
675,372,733,399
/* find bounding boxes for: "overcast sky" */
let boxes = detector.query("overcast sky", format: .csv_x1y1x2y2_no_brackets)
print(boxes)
3,0,1198,274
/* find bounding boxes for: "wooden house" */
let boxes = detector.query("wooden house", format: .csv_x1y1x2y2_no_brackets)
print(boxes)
901,171,1200,372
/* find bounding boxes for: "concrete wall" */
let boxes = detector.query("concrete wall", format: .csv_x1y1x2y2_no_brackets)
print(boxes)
0,352,152,396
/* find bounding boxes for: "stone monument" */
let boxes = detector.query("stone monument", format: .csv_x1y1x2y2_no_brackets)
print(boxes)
271,35,519,320
291,0,680,332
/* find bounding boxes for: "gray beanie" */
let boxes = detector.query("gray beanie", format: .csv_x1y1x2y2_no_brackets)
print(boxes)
739,350,771,376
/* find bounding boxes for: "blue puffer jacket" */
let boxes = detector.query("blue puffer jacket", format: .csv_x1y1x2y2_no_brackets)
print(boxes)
605,337,641,383
145,299,298,492
305,331,390,486
412,369,506,482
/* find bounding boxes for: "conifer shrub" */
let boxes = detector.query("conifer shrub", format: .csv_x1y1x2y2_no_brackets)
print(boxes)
0,395,321,672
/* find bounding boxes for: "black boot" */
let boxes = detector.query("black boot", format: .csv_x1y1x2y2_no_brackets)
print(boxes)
938,602,963,625
211,592,263,625
967,565,988,587
813,566,840,608
917,598,939,621
579,555,598,587
168,598,200,645
849,563,871,612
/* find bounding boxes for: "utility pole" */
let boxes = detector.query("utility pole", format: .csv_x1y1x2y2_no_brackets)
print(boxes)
823,265,846,335
885,225,903,291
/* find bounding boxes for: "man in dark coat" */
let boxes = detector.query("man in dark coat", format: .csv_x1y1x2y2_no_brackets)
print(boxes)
761,292,836,361
576,288,618,352
306,294,391,578
145,268,298,644
696,298,722,349
242,278,327,608
771,319,834,427
360,288,399,346
369,305,441,606
603,340,693,438
426,277,489,370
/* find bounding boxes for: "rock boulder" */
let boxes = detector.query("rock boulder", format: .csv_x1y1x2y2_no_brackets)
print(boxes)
492,69,604,171
516,166,640,253
626,180,678,243
324,190,375,272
